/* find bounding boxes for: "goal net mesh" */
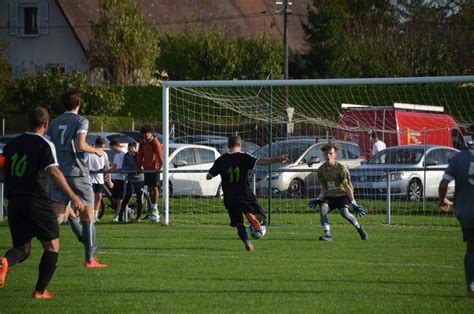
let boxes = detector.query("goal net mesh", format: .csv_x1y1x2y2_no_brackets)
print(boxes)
164,78,473,227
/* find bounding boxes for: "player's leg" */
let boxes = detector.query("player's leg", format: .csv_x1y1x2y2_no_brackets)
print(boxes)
134,181,145,220
111,180,125,222
1,202,35,288
319,200,332,241
146,173,160,220
337,197,368,240
227,204,253,251
92,184,103,222
65,205,83,242
120,181,133,220
32,238,59,299
51,183,83,242
72,176,106,267
462,227,474,298
1,242,31,289
30,204,60,298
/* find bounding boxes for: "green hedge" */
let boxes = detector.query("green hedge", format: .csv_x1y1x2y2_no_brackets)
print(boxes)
119,85,162,119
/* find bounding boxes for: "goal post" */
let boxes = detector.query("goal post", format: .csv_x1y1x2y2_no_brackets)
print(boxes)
161,76,474,227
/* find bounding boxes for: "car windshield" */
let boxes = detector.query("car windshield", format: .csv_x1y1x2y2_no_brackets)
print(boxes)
367,148,425,165
253,141,313,163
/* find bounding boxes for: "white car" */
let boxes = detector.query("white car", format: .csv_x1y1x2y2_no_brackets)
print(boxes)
162,144,221,197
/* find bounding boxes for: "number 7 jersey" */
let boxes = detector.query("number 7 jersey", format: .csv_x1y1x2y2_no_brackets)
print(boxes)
208,151,258,202
46,111,89,177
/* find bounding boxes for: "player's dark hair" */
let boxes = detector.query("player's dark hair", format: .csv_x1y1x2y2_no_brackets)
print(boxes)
62,87,81,111
110,139,120,147
370,130,378,139
228,135,242,149
321,141,339,153
128,142,137,148
140,124,154,134
27,106,49,129
95,136,105,147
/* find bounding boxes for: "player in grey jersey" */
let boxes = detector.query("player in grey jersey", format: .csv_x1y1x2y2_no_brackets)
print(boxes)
46,87,107,268
439,124,474,298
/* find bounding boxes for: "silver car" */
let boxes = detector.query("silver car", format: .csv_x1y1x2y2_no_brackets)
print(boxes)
351,145,459,201
254,139,364,198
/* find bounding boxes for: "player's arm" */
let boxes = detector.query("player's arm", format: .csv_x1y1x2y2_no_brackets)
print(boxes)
76,133,103,156
47,166,85,213
256,154,289,165
438,178,453,212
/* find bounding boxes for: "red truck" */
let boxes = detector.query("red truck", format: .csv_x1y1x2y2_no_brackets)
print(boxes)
336,103,467,159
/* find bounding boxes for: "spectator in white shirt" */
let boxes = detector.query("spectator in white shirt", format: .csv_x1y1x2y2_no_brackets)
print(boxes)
85,136,111,221
370,131,386,157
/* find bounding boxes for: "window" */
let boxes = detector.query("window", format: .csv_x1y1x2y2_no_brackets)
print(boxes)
197,148,216,164
8,3,48,36
174,148,197,166
23,6,38,35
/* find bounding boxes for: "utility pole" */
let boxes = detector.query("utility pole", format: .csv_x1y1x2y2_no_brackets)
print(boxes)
276,1,292,135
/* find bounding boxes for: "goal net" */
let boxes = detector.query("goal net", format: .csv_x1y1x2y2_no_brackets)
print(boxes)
161,76,474,227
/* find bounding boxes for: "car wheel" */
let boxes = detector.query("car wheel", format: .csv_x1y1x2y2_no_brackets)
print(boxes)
407,179,422,201
159,181,173,196
287,179,304,198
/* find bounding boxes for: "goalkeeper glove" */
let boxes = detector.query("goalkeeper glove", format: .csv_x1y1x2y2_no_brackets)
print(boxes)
308,196,324,208
351,202,367,217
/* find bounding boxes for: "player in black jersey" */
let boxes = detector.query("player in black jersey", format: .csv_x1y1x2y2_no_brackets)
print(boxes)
207,135,288,251
0,107,84,299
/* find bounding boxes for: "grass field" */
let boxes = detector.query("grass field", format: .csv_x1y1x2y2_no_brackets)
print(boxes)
0,212,473,313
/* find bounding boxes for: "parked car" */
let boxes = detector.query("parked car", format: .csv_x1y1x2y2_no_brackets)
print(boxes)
254,139,364,198
195,138,260,155
161,144,221,197
0,133,21,144
172,134,228,144
86,132,137,161
350,145,459,201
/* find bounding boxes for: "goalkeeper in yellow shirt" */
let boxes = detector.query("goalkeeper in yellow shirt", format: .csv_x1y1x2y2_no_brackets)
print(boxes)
308,141,368,241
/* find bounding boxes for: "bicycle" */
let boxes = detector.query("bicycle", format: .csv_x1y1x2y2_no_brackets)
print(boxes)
97,183,152,222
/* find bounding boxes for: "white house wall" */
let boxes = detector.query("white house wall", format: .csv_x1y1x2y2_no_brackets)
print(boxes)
0,0,88,76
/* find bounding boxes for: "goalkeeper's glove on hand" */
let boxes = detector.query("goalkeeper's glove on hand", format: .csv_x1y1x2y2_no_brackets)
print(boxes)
351,202,367,217
308,197,324,208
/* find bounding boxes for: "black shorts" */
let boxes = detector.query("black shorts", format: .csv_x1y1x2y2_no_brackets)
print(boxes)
144,172,159,187
323,195,350,211
224,198,266,227
8,197,59,247
92,183,104,193
112,180,126,199
462,226,474,243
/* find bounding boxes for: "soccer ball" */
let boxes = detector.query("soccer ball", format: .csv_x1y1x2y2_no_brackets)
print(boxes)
149,213,160,223
249,224,266,239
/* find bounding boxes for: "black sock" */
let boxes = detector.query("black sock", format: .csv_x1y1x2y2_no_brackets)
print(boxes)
237,225,249,243
35,251,58,293
4,248,28,267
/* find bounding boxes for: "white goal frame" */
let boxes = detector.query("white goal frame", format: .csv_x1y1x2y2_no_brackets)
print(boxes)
160,76,474,225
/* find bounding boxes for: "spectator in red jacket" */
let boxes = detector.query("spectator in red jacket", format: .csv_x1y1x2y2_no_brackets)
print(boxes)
137,125,163,222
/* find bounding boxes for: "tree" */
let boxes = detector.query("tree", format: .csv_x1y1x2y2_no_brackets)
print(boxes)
0,41,13,114
6,72,124,116
157,30,282,80
87,0,159,85
300,0,473,78
301,1,351,78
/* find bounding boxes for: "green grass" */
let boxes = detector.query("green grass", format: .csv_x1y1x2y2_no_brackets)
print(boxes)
1,213,473,313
